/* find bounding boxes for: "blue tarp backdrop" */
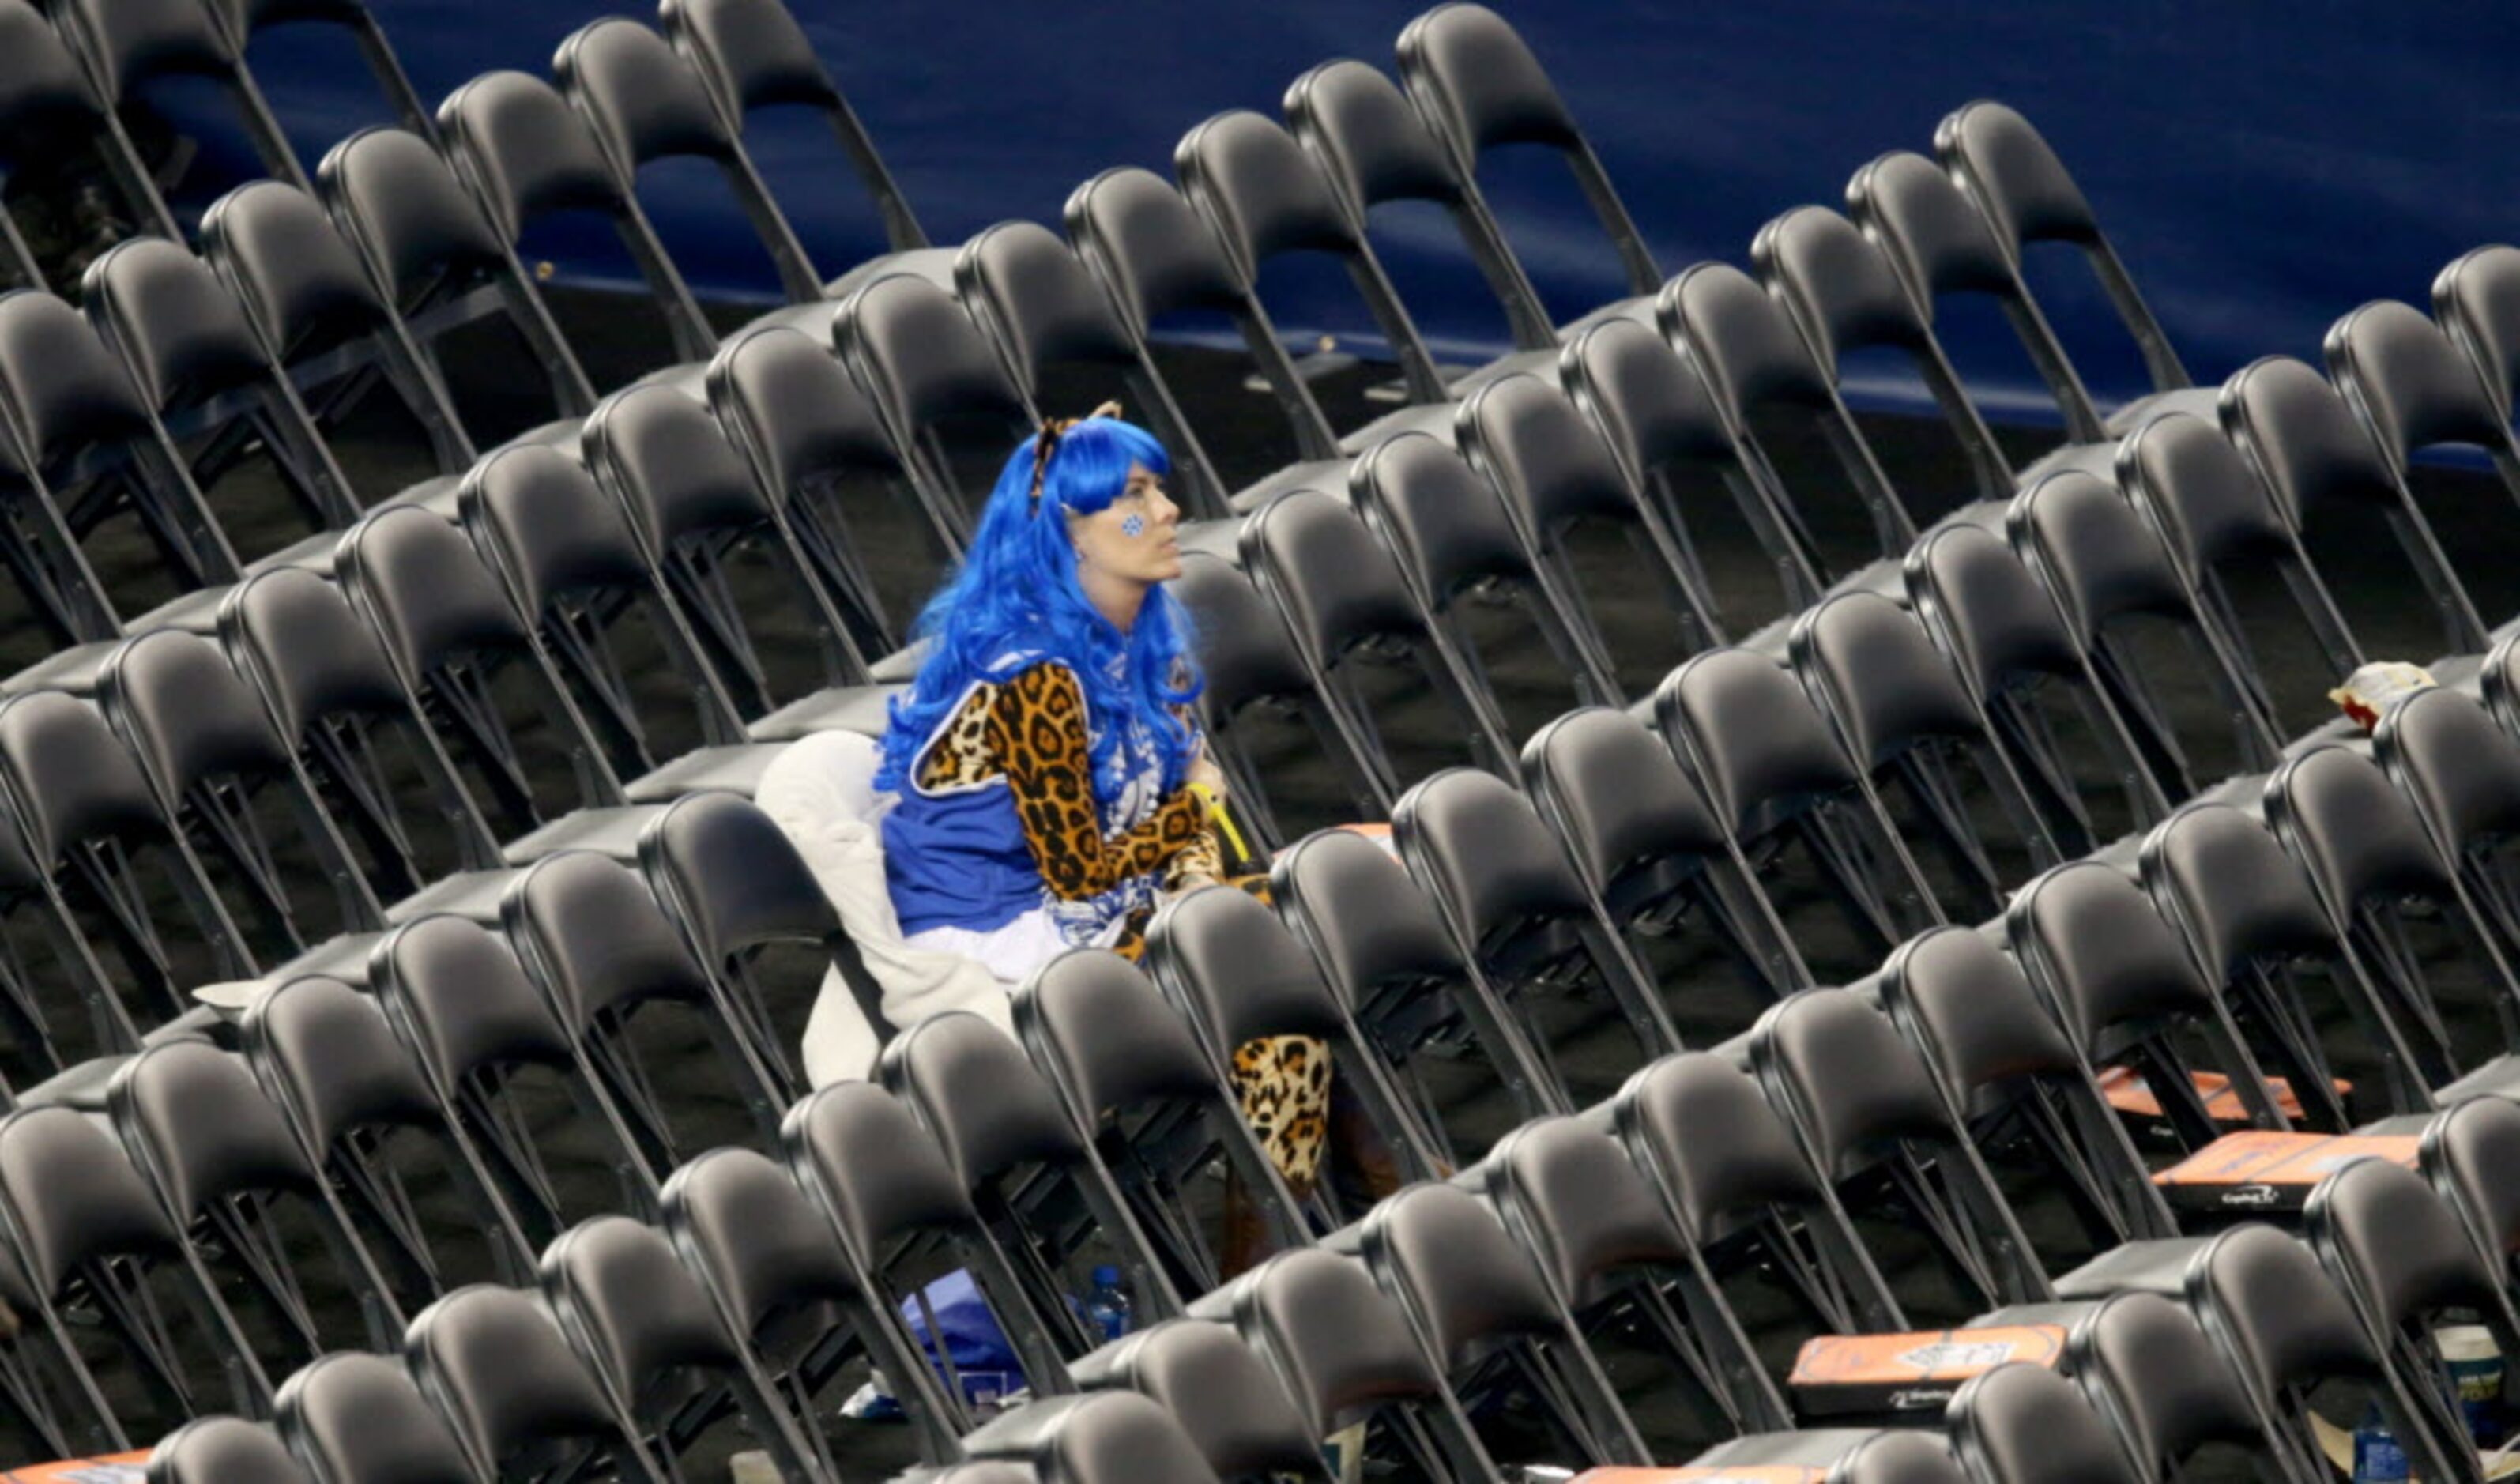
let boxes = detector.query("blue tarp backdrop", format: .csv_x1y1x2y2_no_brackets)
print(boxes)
216,1,2517,420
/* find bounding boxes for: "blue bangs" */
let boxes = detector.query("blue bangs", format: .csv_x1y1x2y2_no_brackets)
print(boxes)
874,416,1201,801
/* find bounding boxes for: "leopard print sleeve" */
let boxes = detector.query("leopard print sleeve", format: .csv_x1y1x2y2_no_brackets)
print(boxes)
987,662,1207,901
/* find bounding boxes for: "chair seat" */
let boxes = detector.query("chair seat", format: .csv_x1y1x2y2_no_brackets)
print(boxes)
1229,458,1352,516
744,685,902,743
1337,399,1459,455
500,805,661,865
2435,1052,2520,1104
387,868,515,926
2051,1237,2211,1301
275,928,389,988
621,743,793,802
2100,386,2223,438
1693,1429,1887,1469
870,642,926,683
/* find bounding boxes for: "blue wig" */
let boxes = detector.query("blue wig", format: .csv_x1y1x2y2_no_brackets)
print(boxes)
876,415,1202,800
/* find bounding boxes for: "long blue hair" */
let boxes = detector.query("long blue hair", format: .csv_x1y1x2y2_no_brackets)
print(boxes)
876,415,1201,800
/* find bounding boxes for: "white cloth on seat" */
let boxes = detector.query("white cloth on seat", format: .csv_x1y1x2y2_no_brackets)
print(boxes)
753,729,1015,1086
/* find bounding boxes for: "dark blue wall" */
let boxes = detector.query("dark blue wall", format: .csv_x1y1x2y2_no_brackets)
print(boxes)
222,1,2518,417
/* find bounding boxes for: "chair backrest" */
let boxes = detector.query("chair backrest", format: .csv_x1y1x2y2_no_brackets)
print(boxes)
97,627,296,812
1456,371,1657,552
1394,2,1656,297
707,322,902,502
658,0,929,254
1663,261,1841,427
0,288,160,471
1876,925,2081,1111
1835,1433,1972,1484
1168,553,1315,728
1268,827,1475,1015
1144,882,1352,1057
275,1350,477,1484
219,566,428,766
2009,469,2194,643
149,1415,310,1484
1789,591,1984,770
316,126,512,309
0,1103,180,1300
2433,243,2520,420
1751,987,1965,1183
958,220,1139,388
1074,1318,1324,1482
335,507,533,691
2325,299,2513,465
2066,1292,2262,1482
435,69,631,243
503,850,718,1030
1062,167,1252,339
1517,705,1731,916
1612,1051,1829,1248
2305,1155,2508,1341
640,789,837,968
1758,202,1938,367
1173,109,1369,286
81,236,275,415
199,179,397,366
2183,1222,2380,1395
538,1214,744,1406
1482,1114,1690,1305
371,913,575,1087
108,1038,316,1225
2138,803,2342,987
1363,1181,1569,1366
880,1009,1090,1188
1015,948,1228,1128
463,439,654,623
556,16,737,174
1227,1247,1445,1437
2113,410,2300,580
1241,488,1436,668
405,1283,642,1477
0,688,175,867
1847,150,2026,308
662,1144,868,1350
1934,100,2185,393
2375,687,2520,858
2004,861,2220,1056
1353,430,1542,622
582,379,788,558
239,974,454,1160
1391,766,1596,964
2422,1096,2520,1286
1946,1362,2137,1484
1654,646,1861,837
1175,108,1441,402
1903,524,2084,702
783,1075,985,1258
835,270,1031,465
2218,356,2408,531
1558,315,1742,486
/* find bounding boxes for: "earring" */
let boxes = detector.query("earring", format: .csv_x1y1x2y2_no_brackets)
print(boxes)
1073,545,1088,566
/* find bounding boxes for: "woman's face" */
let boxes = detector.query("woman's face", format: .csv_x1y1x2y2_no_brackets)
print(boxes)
1069,462,1182,585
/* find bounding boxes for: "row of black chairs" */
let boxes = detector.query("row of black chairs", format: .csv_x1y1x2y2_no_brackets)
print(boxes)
1,0,2504,1478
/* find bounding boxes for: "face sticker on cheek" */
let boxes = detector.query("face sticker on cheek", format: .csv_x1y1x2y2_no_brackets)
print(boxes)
1120,514,1146,538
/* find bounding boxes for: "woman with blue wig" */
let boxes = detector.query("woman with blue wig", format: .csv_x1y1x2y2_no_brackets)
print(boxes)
875,405,1332,1207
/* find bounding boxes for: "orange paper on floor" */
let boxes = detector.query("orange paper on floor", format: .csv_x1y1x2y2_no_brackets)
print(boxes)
2149,1130,2420,1211
1787,1324,2066,1417
2,1452,149,1481
1573,1470,1829,1484
2095,1065,2345,1123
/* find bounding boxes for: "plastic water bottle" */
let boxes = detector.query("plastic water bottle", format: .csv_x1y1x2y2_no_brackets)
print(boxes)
2354,1403,2409,1484
1083,1265,1132,1343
